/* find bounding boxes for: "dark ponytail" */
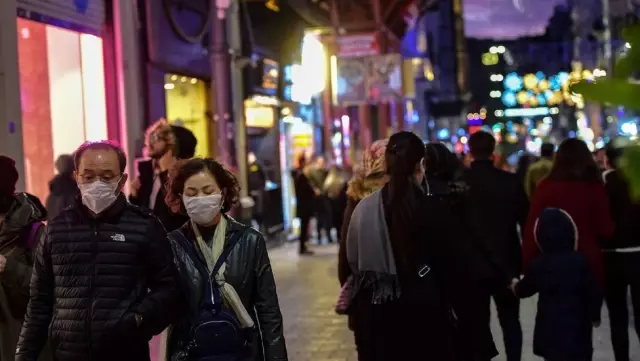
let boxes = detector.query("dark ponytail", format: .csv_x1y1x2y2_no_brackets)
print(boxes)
385,132,426,273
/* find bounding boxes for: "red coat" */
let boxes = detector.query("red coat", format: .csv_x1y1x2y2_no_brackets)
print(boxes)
523,178,615,287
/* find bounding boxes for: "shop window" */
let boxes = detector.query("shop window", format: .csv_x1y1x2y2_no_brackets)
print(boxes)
17,18,107,202
164,74,209,158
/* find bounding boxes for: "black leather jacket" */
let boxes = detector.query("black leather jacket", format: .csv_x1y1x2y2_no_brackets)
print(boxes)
167,217,287,361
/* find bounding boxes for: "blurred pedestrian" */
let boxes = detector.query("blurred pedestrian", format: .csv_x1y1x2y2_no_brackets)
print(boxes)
461,131,528,361
16,141,180,361
292,155,315,255
345,132,458,361
525,143,555,199
307,156,331,243
45,154,78,220
523,138,614,288
129,119,195,232
0,156,49,361
513,208,602,361
164,158,287,361
515,153,534,185
323,165,347,243
603,144,640,361
247,152,267,232
338,139,388,287
424,142,499,361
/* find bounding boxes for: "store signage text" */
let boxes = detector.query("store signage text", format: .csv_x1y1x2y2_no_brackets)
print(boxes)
337,34,380,58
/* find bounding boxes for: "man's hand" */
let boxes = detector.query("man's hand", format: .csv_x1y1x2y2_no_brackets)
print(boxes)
0,254,6,274
130,178,141,197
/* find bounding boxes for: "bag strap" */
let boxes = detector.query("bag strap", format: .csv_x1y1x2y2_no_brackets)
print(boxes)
26,222,43,249
211,227,246,277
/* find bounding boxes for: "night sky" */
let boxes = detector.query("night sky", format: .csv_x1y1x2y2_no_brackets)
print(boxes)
464,0,565,39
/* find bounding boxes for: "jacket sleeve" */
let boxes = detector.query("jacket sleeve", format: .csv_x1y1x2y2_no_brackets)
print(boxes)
581,261,603,323
592,183,615,241
15,230,54,361
135,218,180,337
338,197,358,286
253,234,288,361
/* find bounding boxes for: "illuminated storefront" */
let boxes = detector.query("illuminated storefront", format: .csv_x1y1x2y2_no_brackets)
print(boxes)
164,74,210,157
13,2,111,202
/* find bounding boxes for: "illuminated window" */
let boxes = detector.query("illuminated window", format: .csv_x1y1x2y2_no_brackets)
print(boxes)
17,18,108,202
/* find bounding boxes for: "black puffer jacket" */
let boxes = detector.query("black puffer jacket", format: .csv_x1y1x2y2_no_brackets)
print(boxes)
167,217,287,361
16,195,180,361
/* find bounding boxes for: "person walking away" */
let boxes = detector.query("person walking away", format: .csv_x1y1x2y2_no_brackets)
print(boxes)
0,156,50,361
16,140,180,361
424,142,499,361
515,153,534,186
523,138,614,289
129,119,195,231
525,143,555,199
346,132,457,361
307,156,331,242
292,155,315,255
461,131,529,361
338,139,388,287
602,144,640,361
512,208,602,361
45,154,78,220
163,158,287,361
323,165,347,243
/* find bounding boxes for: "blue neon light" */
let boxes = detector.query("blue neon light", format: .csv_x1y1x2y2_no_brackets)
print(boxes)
502,91,517,107
504,73,523,91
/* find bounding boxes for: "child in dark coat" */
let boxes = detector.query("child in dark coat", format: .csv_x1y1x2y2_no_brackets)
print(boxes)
512,207,602,361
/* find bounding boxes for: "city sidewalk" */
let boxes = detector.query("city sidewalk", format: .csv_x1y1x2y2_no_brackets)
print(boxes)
270,242,640,361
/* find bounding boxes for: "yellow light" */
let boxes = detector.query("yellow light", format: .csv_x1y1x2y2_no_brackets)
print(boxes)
523,73,537,89
529,97,538,107
480,113,486,119
582,70,592,79
265,0,280,11
171,75,177,81
517,91,529,104
460,136,468,144
190,78,197,84
482,52,499,66
181,77,187,82
480,108,487,114
538,79,549,91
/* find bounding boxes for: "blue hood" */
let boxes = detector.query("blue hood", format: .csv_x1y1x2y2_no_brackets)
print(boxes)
534,208,578,253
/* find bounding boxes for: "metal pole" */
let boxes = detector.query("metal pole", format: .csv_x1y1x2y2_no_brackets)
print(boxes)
211,0,235,167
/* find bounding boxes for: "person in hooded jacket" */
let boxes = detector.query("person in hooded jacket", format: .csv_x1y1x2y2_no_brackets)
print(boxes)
45,154,78,220
512,208,602,361
423,142,499,361
0,156,50,361
164,158,287,361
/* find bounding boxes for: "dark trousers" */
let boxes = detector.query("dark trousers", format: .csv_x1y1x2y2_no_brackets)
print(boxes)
480,285,522,361
604,251,640,361
299,214,311,253
315,196,333,242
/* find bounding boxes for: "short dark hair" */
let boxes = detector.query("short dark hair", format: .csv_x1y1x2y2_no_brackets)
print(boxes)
540,143,555,158
74,140,127,173
468,131,496,160
166,158,240,214
548,138,601,183
605,144,624,169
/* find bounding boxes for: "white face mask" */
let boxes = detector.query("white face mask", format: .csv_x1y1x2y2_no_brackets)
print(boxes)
78,180,121,214
183,194,223,225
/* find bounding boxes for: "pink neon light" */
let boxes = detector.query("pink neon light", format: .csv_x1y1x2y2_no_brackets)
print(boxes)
80,34,108,141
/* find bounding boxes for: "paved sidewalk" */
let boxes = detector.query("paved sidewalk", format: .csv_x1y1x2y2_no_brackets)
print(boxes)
270,242,640,361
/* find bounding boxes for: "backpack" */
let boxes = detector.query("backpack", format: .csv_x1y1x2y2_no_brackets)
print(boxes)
170,228,251,361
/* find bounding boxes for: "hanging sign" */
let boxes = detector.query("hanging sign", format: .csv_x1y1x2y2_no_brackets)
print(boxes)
337,34,380,58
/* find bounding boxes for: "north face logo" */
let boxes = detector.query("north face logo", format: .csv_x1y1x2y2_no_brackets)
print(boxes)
111,234,126,242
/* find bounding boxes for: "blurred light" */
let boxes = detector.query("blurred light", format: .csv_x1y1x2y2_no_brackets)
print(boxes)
457,128,466,136
626,42,631,49
496,46,506,53
460,136,468,144
495,110,504,117
549,107,560,114
489,46,498,53
504,107,549,117
190,78,198,84
504,73,523,91
301,33,327,94
164,83,175,90
501,91,517,106
482,52,499,66
490,90,502,98
620,121,638,136
437,128,450,139
593,69,607,77
490,74,504,81
181,76,187,82
80,34,108,141
523,73,538,89
171,75,177,81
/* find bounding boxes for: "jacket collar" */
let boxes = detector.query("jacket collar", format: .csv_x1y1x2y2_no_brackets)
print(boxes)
73,194,128,223
470,159,495,169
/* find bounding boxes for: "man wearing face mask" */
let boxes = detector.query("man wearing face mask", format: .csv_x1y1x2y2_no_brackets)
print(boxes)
130,119,195,231
16,140,180,361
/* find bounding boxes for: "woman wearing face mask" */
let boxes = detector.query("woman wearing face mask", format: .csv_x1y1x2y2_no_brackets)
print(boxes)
164,158,287,361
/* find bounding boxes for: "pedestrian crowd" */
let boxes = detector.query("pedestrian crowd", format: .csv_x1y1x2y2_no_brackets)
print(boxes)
0,122,638,361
